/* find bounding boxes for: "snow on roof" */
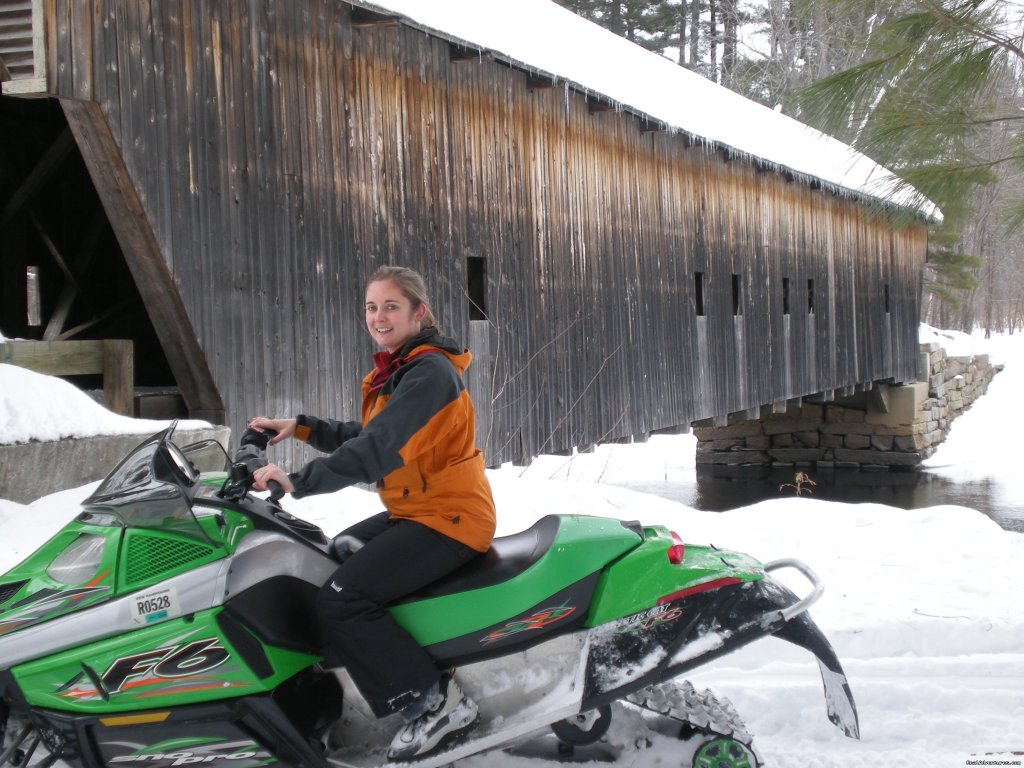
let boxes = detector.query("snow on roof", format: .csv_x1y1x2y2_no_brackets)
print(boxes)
357,0,939,220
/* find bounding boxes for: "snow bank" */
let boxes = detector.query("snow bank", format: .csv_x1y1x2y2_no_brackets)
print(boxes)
0,364,210,445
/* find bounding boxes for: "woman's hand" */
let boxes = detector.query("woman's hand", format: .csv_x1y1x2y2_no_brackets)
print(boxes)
248,416,297,444
251,463,295,494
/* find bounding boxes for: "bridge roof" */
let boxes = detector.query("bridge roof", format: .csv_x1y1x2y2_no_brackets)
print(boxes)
358,0,939,221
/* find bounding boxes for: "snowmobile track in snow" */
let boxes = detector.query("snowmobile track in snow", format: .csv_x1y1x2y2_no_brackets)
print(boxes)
626,680,763,766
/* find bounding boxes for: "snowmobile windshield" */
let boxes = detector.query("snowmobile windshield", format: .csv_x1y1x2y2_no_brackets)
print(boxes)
77,423,211,543
179,437,231,477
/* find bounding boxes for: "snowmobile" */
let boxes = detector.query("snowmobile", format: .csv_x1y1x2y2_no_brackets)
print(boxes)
0,423,859,768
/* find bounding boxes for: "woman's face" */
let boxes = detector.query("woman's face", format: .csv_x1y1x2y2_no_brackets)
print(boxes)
365,279,426,353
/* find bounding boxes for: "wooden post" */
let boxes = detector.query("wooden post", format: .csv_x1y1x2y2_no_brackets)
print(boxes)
102,339,133,416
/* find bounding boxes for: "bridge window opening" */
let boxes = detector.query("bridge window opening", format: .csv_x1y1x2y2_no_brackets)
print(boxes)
731,273,743,316
467,256,488,320
884,283,891,314
694,271,705,316
782,277,791,315
807,279,815,314
26,266,41,326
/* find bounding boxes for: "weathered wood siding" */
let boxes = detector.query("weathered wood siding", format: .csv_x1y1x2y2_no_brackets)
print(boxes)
47,0,926,466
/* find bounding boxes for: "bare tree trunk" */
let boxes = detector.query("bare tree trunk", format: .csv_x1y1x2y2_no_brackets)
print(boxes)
722,0,737,87
610,1,623,37
709,0,718,81
689,0,700,70
677,3,688,66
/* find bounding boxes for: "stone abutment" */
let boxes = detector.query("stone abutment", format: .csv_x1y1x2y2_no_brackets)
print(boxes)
694,343,1002,470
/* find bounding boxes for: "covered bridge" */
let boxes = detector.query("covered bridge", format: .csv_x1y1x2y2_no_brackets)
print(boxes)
0,0,931,467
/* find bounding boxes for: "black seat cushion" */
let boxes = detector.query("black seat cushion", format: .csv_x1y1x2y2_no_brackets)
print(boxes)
397,515,561,602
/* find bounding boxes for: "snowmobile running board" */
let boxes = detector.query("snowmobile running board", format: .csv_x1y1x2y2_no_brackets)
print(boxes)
762,558,825,622
327,633,594,768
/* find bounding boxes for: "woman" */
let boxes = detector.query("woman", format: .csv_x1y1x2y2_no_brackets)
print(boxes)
250,265,496,761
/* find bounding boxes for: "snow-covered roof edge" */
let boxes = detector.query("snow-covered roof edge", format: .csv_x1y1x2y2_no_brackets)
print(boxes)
354,0,940,222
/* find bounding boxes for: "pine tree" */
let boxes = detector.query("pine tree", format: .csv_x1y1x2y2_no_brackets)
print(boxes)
796,0,1024,227
795,0,1024,327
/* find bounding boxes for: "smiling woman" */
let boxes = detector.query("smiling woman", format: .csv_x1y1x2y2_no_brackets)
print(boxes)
247,265,495,761
364,267,436,353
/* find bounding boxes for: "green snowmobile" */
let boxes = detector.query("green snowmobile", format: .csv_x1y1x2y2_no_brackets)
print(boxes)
0,423,858,768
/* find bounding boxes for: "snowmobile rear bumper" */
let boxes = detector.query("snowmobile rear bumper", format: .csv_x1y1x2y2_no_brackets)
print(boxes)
674,566,860,740
770,595,860,738
583,561,860,740
749,561,859,739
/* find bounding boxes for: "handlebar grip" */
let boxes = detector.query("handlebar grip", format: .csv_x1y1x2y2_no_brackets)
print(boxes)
267,479,286,503
239,426,280,451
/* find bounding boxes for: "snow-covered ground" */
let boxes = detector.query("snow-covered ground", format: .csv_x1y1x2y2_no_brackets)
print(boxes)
1,325,1022,766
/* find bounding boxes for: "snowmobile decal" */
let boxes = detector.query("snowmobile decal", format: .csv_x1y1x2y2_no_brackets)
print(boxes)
101,638,231,694
108,750,270,767
480,604,577,644
614,604,684,634
0,583,110,636
103,738,273,768
53,638,237,703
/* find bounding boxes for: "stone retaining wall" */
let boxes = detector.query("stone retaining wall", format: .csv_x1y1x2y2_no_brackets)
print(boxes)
694,343,1002,470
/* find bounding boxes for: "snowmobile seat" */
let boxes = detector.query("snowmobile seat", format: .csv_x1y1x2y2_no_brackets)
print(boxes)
401,515,562,600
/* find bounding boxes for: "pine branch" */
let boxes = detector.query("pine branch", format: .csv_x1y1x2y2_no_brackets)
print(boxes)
912,0,1024,62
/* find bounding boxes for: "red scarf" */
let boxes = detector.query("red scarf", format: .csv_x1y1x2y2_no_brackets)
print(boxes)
368,350,404,393
368,348,442,393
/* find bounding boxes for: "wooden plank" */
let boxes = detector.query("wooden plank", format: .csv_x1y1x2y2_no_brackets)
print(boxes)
0,339,106,375
0,76,46,94
31,0,45,80
82,0,120,134
69,0,93,99
50,0,72,90
60,97,225,423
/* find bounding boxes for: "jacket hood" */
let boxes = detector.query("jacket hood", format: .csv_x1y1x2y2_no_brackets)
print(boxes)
400,327,472,373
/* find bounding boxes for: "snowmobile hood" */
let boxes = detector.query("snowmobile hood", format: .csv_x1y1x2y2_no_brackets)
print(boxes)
0,425,220,642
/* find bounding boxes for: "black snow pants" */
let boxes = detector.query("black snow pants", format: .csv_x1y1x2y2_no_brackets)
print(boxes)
315,512,478,718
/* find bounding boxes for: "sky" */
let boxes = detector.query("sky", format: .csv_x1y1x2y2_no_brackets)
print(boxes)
1,324,1023,766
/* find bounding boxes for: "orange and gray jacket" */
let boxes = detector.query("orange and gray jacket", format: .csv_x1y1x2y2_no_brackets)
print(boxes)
287,329,496,552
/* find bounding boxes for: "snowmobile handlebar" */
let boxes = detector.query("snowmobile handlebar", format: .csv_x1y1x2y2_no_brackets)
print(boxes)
763,558,825,623
225,427,284,502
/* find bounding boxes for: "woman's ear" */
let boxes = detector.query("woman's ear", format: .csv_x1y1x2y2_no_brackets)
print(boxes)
414,304,428,323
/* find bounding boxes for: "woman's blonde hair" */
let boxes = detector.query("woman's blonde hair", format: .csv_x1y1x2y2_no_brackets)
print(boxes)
367,265,440,331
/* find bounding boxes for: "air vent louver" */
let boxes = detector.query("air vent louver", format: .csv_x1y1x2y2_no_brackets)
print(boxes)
0,580,28,607
124,535,215,586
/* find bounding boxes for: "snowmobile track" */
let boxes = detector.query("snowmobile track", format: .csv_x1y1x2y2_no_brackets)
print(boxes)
626,680,763,766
